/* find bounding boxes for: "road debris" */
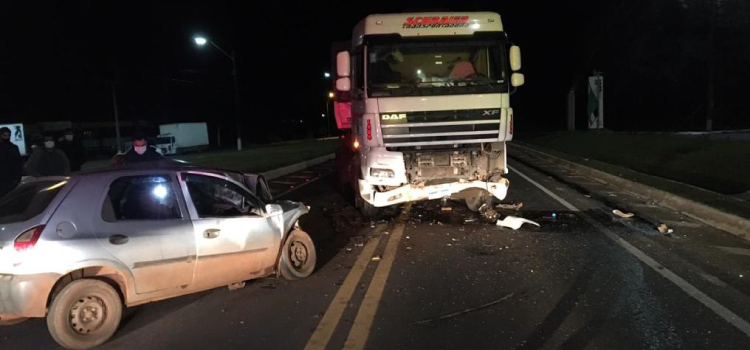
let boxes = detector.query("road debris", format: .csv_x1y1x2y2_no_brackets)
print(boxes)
227,281,246,291
413,293,515,325
496,202,524,211
371,255,382,261
406,246,413,250
613,209,635,218
496,216,541,230
657,224,674,235
441,207,453,211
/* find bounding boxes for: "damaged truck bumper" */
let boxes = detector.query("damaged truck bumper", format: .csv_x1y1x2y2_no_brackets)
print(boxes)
358,178,510,207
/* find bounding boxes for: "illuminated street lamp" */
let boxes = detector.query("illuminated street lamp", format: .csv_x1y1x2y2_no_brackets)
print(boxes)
324,72,331,78
194,35,243,151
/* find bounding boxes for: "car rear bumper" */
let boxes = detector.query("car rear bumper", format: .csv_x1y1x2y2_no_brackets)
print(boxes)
0,273,60,322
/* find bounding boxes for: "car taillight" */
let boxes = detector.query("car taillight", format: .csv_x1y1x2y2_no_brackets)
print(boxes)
366,119,372,140
509,113,514,135
14,225,45,252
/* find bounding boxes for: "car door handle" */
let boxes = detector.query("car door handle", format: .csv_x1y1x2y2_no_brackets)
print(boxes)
203,229,221,239
108,234,129,245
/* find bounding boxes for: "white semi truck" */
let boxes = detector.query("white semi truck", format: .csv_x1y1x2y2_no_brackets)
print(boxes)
333,12,524,217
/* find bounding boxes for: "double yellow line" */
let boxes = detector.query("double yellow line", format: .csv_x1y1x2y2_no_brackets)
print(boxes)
305,205,411,350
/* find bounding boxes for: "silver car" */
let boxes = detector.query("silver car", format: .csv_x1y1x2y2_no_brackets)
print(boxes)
0,162,316,349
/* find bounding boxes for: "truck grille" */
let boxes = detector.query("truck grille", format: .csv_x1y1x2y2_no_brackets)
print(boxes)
381,109,501,149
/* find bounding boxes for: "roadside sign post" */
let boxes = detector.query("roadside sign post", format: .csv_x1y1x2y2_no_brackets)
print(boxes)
587,71,604,130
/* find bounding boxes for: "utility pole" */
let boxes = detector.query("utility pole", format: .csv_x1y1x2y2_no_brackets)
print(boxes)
706,1,717,131
111,81,122,153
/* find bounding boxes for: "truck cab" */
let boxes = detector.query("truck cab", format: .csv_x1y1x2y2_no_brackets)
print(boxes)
334,12,524,217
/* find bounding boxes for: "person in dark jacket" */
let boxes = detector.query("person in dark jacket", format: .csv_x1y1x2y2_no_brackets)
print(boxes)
123,132,163,164
58,129,87,171
25,135,71,177
0,127,23,197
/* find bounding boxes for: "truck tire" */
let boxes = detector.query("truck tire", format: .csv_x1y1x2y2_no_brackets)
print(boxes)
355,192,382,219
47,279,122,350
279,229,317,280
466,193,491,212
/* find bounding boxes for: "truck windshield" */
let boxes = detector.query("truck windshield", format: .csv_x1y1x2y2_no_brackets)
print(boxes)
368,39,507,97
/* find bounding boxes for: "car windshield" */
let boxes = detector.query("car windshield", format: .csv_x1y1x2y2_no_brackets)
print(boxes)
368,40,507,97
0,180,67,224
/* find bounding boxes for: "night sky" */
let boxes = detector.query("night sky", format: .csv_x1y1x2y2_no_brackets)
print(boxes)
1,1,748,144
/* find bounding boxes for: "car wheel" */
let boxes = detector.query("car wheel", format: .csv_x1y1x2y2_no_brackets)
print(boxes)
47,279,122,350
280,230,317,280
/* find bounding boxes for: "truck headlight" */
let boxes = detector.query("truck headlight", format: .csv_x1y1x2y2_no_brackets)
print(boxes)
370,168,395,178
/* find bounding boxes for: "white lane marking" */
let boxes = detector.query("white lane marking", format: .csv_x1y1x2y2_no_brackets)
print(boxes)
508,165,579,212
343,205,411,350
304,229,384,350
512,164,750,338
712,246,750,257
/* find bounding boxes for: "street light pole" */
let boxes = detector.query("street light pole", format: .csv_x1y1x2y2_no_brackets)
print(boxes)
195,37,242,151
230,49,242,151
110,81,122,153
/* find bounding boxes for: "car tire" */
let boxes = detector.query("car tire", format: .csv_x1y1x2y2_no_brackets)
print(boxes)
280,230,317,280
47,279,122,350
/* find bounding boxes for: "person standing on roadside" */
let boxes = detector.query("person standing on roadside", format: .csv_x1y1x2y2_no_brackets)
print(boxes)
25,135,71,177
0,127,22,197
123,132,164,163
59,129,87,171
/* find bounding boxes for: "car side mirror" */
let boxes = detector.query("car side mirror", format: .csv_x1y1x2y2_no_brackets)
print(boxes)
337,51,350,77
265,204,283,217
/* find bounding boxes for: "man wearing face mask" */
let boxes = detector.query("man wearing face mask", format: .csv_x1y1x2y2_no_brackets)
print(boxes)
25,135,71,177
58,129,87,171
0,127,23,197
123,132,163,164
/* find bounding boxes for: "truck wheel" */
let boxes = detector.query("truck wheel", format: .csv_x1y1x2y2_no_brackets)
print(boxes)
47,279,122,350
466,194,491,212
280,229,317,280
355,192,381,219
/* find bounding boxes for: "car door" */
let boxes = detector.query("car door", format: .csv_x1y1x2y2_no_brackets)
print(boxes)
179,172,282,288
95,173,196,294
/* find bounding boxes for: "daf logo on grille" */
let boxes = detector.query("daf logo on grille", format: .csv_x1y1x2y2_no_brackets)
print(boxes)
483,110,501,116
382,113,407,120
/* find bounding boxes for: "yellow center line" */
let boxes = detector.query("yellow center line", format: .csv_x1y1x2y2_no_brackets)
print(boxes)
343,204,411,350
304,226,384,350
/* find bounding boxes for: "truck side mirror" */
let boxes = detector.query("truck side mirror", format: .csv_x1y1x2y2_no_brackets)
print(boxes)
511,73,525,87
337,51,351,77
336,78,351,92
509,46,522,71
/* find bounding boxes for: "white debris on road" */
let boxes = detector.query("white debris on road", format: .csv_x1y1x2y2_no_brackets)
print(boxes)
496,216,541,230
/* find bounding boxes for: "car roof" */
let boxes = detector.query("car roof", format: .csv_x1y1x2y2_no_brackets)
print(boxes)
73,160,243,178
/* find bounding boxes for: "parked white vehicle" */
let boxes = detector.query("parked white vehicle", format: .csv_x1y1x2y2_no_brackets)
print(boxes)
155,123,209,155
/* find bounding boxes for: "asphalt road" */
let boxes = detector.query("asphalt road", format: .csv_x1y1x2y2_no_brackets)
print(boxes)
3,158,750,350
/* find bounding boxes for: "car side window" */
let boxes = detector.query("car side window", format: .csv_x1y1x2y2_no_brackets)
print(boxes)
183,173,261,218
102,175,181,222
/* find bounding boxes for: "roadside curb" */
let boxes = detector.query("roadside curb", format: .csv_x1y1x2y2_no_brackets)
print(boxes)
509,143,750,240
262,153,335,180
